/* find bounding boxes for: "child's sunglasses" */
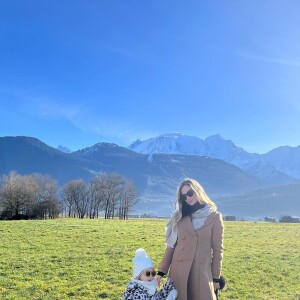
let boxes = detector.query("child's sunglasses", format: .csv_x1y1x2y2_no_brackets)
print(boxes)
143,270,157,277
180,189,194,202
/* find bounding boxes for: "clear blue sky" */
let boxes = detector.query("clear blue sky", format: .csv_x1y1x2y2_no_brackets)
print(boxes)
1,1,300,154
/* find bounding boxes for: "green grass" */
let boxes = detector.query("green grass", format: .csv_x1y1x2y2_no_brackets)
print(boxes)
0,219,299,299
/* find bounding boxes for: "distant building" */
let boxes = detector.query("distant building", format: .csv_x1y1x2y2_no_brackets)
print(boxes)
279,216,300,223
264,217,277,222
224,215,236,221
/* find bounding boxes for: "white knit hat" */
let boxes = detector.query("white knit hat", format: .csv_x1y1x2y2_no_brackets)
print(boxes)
133,248,154,279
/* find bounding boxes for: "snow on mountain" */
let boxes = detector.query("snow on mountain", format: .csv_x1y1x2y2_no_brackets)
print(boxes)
129,133,245,160
72,142,142,162
129,133,297,183
263,145,300,179
128,133,205,155
129,133,250,163
57,145,72,153
74,142,120,156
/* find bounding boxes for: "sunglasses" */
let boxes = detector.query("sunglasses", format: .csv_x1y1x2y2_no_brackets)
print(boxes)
180,189,194,202
143,270,157,277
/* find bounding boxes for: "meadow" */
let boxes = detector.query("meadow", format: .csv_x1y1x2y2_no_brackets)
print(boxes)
0,218,299,300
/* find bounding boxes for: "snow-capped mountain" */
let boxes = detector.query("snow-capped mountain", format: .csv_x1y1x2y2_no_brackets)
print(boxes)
129,133,206,155
128,133,298,183
129,133,246,159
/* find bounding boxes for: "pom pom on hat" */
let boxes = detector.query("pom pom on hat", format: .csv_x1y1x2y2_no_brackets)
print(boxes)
135,248,147,258
133,248,154,279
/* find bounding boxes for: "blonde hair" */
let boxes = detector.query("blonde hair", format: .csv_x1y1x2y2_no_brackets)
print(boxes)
170,178,217,231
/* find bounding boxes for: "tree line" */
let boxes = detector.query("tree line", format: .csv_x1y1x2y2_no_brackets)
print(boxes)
0,172,138,220
224,215,300,223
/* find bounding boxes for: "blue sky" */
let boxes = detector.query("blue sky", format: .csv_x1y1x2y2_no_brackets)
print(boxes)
1,1,300,154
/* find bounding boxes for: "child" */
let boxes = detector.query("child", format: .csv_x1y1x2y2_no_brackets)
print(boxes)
123,248,178,300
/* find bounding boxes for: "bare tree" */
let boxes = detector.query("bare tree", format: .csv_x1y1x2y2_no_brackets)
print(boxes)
96,173,124,219
61,181,75,217
74,181,89,219
61,180,89,218
0,172,35,218
29,174,60,219
119,179,139,219
89,176,106,218
89,174,138,219
0,172,60,219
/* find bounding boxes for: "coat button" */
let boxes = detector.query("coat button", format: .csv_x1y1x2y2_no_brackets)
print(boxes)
179,258,183,262
180,246,184,250
181,236,185,239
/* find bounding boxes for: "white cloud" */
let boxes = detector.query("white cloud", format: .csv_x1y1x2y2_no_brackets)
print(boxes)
1,86,165,145
25,97,158,145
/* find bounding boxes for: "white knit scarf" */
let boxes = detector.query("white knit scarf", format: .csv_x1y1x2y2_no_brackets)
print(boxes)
165,205,213,248
132,279,158,295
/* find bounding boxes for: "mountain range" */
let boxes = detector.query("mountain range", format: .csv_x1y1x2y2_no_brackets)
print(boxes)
129,133,300,181
1,134,300,218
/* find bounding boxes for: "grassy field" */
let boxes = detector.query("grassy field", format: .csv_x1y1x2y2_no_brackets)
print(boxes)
0,218,299,300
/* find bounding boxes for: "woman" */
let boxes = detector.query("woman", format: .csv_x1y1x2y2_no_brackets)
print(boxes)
157,178,224,300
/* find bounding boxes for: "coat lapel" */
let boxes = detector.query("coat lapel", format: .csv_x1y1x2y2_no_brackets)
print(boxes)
180,215,196,235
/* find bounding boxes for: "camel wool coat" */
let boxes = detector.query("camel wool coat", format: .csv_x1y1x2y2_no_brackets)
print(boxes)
158,211,224,300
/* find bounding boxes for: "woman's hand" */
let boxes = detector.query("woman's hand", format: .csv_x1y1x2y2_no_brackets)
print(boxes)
156,275,162,288
213,282,220,291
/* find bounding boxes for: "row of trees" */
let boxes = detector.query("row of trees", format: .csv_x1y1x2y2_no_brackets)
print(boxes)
0,172,138,220
61,173,138,219
0,172,60,219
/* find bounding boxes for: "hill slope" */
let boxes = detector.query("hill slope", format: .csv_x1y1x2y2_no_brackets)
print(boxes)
216,183,300,218
0,136,95,184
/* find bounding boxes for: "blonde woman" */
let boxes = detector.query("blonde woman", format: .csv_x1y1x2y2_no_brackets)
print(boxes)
157,178,224,300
